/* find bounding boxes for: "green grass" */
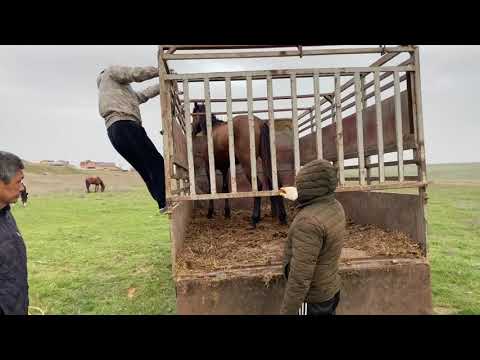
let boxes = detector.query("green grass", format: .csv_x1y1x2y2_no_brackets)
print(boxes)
12,190,174,315
426,184,480,314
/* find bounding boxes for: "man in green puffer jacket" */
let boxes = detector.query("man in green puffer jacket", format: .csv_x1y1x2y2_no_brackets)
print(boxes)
280,159,346,315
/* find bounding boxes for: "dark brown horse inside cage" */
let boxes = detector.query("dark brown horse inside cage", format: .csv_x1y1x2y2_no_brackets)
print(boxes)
85,176,105,193
191,102,287,228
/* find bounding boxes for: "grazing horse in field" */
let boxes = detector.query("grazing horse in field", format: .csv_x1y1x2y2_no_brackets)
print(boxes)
191,102,287,228
85,176,105,193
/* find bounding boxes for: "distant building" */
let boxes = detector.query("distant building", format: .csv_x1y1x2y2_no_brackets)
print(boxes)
40,160,70,166
80,160,122,171
80,160,96,169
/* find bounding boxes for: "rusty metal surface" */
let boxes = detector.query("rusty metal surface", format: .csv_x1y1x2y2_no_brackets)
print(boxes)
335,191,426,254
172,117,188,171
175,258,432,315
169,200,193,276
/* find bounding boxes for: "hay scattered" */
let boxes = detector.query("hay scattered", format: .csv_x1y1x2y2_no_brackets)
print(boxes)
176,208,423,275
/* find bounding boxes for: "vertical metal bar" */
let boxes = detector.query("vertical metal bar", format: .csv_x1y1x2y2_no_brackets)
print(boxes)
204,77,216,193
374,70,385,183
413,47,427,183
225,77,237,193
361,76,371,184
247,75,257,191
267,75,278,190
354,73,366,185
157,46,173,200
335,73,345,185
407,65,421,182
183,80,196,195
394,71,404,181
291,73,300,175
313,71,323,159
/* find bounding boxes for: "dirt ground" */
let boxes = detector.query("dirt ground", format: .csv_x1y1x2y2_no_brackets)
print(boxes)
176,207,423,275
23,170,145,195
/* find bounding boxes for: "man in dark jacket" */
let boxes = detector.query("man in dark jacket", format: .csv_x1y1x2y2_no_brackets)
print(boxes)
0,151,29,315
97,65,167,212
281,159,346,315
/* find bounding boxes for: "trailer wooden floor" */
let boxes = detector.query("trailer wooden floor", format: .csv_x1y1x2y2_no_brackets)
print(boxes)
176,207,423,276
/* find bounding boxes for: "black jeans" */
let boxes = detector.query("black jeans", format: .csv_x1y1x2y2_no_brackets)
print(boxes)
305,291,341,315
107,120,166,209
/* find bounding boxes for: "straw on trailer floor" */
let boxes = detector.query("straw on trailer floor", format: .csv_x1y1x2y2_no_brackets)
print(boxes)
176,208,423,274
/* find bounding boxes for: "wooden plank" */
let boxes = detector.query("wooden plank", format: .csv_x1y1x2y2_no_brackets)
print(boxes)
247,75,257,191
335,73,345,185
394,71,404,181
162,46,414,60
183,80,196,195
204,77,216,194
354,73,366,185
313,71,323,159
267,75,278,190
165,66,415,82
374,70,385,183
345,176,418,182
334,181,429,193
225,77,237,193
171,181,430,201
344,159,417,170
291,73,300,175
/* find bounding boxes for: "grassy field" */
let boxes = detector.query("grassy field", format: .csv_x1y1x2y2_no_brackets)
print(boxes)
10,162,480,314
12,191,174,315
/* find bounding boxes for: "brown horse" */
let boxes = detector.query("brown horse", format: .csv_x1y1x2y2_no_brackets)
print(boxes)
85,176,105,193
192,102,287,228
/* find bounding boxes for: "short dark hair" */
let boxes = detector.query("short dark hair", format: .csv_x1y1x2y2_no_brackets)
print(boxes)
0,151,24,184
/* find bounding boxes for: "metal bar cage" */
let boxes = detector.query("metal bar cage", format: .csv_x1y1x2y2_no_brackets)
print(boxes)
157,45,428,203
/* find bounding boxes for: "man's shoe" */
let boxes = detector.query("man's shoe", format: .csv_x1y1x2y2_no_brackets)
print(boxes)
159,206,169,214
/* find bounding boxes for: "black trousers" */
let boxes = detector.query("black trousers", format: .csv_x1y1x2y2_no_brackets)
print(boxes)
107,120,166,209
301,291,341,315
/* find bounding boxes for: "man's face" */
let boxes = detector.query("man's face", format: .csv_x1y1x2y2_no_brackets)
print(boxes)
0,170,25,205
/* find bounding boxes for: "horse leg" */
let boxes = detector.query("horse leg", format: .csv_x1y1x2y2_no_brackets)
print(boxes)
266,175,277,218
275,176,288,225
222,169,230,219
206,162,215,219
252,179,262,228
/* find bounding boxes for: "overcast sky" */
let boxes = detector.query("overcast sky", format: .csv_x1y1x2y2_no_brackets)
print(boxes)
0,45,478,169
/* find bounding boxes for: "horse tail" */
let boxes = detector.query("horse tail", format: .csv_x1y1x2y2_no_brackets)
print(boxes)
259,122,281,189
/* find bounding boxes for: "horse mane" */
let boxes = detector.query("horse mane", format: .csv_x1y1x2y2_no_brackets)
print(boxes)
211,114,224,127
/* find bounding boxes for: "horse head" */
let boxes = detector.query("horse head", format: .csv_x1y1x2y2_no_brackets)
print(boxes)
192,102,207,137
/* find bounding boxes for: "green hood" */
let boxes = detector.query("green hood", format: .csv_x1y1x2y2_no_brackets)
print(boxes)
295,159,337,207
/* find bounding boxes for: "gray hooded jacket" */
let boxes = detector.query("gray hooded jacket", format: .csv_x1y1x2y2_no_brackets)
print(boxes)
97,65,160,129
